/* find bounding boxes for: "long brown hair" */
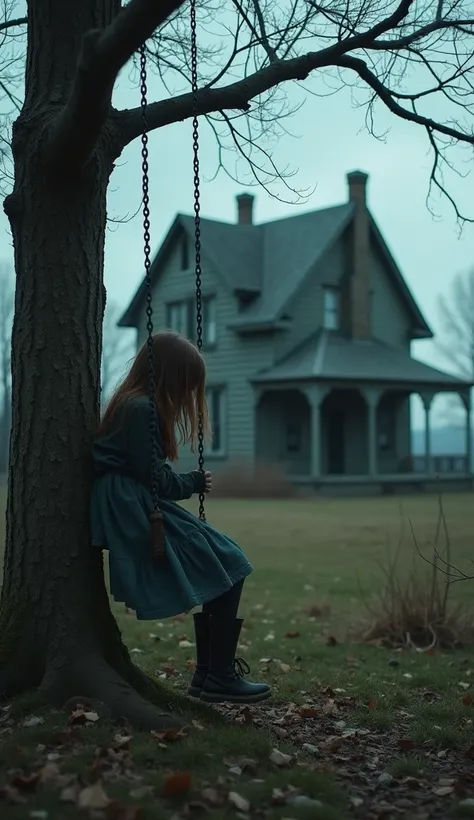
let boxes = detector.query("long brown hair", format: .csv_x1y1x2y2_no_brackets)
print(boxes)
98,331,210,461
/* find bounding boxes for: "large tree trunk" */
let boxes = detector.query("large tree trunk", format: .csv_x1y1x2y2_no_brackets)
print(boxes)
0,0,190,731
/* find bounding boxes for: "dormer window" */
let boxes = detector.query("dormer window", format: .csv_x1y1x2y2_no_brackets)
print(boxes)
323,286,340,330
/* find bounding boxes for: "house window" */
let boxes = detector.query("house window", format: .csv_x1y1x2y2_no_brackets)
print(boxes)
323,287,340,330
207,386,226,454
180,235,189,271
203,296,217,347
166,301,189,336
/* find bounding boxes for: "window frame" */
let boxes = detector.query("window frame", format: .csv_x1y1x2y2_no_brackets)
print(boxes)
203,295,217,348
166,301,189,336
206,385,227,457
323,286,340,331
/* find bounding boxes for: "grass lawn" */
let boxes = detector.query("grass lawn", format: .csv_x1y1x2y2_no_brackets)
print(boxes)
2,487,474,818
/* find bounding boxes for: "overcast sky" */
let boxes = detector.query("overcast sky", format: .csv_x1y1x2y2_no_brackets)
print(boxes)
1,6,473,429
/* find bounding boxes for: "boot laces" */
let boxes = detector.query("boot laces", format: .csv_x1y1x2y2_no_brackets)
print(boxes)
232,658,250,678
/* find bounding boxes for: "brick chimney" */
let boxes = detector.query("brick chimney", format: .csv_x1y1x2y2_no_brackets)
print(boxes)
236,193,254,225
347,171,370,339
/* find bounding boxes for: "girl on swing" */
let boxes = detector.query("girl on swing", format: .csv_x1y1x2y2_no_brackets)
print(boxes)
91,331,270,705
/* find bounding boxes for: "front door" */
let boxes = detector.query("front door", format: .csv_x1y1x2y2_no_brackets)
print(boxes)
327,409,345,474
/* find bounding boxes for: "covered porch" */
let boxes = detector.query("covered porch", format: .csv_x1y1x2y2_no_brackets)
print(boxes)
254,383,472,493
252,332,473,494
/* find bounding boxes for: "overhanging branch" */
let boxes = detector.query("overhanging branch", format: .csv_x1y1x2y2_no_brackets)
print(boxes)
118,0,414,146
337,55,474,146
48,0,187,174
0,16,27,33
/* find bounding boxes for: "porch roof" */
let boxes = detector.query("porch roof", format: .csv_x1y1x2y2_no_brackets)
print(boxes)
253,330,472,388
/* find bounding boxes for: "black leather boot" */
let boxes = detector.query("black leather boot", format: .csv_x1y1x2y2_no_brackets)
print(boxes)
187,612,210,698
200,617,271,704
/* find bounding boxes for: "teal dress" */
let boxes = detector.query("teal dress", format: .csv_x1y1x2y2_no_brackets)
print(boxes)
91,396,253,619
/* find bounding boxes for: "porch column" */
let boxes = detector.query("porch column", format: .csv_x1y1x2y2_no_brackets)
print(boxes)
419,392,434,473
302,385,329,477
459,390,472,475
361,387,382,477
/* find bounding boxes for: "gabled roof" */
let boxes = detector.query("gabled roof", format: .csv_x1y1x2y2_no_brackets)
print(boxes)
119,193,431,339
229,203,354,327
118,214,262,327
253,330,471,387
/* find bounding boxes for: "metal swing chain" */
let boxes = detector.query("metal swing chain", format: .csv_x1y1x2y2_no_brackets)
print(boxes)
190,0,206,523
139,44,160,518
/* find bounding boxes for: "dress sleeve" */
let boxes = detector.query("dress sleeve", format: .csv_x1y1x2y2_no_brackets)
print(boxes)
124,399,206,501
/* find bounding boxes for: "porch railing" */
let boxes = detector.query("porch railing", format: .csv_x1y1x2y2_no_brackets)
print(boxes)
410,454,468,474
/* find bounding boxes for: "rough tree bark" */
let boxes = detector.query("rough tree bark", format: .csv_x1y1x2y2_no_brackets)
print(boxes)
0,0,190,731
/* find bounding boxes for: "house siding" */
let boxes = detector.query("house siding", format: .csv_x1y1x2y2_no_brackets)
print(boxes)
137,238,274,472
274,239,347,360
370,242,411,350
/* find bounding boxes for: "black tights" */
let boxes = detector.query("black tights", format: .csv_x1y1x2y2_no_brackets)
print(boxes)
202,579,244,619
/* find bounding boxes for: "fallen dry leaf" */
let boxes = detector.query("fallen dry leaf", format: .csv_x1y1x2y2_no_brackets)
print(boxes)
228,791,250,812
38,763,61,783
10,772,40,792
201,787,223,806
162,772,192,797
299,707,318,719
326,635,338,647
463,694,474,707
68,708,99,726
433,786,454,796
22,715,45,728
0,784,27,804
322,735,344,753
398,738,416,750
270,748,293,767
60,785,79,803
106,803,143,820
151,729,187,743
285,631,300,639
322,699,338,716
77,781,111,810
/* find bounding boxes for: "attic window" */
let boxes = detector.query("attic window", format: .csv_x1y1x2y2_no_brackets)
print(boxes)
180,235,189,270
323,287,340,331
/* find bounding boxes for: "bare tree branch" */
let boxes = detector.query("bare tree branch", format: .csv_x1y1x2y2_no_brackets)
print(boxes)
48,0,186,173
337,54,474,145
118,0,415,145
0,16,26,33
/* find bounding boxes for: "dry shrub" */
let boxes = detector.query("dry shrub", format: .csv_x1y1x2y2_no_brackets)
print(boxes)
212,460,297,499
358,498,474,650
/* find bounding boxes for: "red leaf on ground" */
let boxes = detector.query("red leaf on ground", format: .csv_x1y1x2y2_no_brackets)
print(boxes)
50,729,84,747
106,803,143,820
10,772,40,792
239,706,253,725
368,700,376,711
398,738,416,750
463,693,474,706
162,772,192,797
299,707,318,719
151,729,187,743
164,666,176,677
285,631,300,638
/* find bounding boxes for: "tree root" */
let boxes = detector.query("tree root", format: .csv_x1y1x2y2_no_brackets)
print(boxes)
123,660,226,725
40,654,187,731
0,649,43,701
